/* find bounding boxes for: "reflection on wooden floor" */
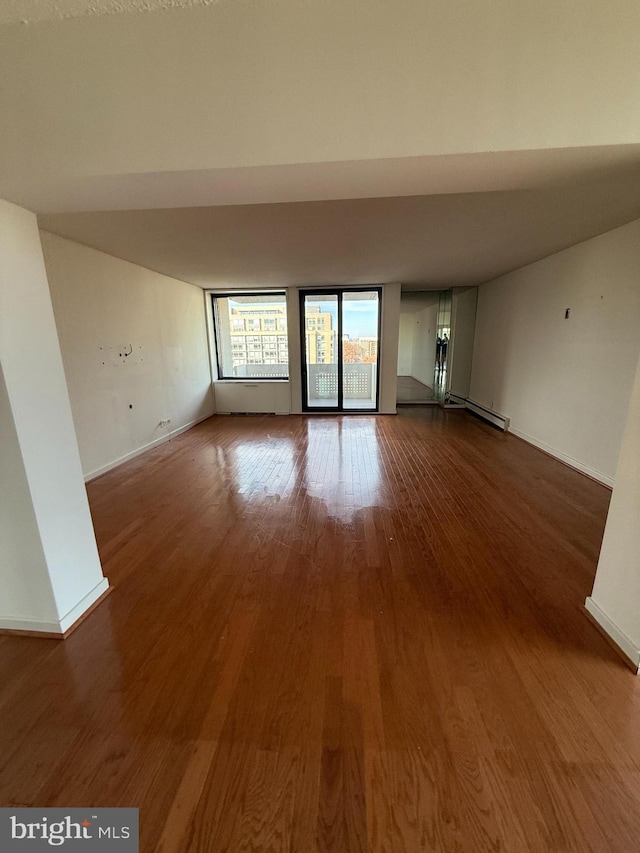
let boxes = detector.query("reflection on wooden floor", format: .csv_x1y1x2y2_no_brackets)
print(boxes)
2,409,638,853
396,374,435,403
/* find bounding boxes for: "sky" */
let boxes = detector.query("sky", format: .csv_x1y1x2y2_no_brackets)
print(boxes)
309,298,379,338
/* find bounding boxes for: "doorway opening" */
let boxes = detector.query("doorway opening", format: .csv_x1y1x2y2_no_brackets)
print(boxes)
396,290,440,405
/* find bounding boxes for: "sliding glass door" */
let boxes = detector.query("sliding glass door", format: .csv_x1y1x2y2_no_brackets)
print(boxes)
301,288,381,412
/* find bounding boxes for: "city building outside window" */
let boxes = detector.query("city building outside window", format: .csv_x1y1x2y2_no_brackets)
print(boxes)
212,293,289,379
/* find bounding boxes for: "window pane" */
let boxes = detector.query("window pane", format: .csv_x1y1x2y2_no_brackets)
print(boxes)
304,294,338,408
342,291,379,410
214,293,289,379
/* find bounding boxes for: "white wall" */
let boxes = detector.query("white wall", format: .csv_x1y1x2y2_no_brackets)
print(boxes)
587,351,640,669
41,232,215,479
397,314,415,375
378,283,401,414
0,200,107,633
2,0,640,209
469,219,640,485
285,288,302,414
411,303,438,387
449,287,478,400
0,364,57,625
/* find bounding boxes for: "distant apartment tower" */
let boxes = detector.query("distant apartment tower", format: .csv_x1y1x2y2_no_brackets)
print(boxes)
355,337,378,360
220,301,336,375
342,335,378,362
304,305,335,365
227,304,289,371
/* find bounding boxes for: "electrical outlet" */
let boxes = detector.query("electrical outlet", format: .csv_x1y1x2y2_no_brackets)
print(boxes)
159,418,172,427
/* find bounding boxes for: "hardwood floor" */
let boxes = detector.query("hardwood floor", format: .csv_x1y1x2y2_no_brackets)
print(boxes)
2,408,639,852
396,375,435,403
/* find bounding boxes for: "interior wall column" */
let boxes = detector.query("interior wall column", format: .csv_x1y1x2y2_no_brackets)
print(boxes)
0,199,108,636
586,349,640,670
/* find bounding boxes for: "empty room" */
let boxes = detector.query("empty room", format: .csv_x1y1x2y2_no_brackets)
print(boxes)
2,1,640,851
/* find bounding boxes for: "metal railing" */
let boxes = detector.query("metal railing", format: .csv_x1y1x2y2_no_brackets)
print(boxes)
308,363,376,403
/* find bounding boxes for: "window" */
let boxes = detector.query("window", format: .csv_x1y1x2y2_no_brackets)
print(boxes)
212,292,289,379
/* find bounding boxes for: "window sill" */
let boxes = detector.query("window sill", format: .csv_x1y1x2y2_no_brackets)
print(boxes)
214,378,290,383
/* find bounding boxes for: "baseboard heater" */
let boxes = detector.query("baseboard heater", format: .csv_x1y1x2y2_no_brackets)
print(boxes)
465,398,510,431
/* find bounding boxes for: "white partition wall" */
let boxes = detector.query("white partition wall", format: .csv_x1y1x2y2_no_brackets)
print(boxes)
0,200,108,635
586,351,640,670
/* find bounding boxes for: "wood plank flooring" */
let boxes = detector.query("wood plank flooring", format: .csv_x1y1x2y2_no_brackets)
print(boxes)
2,408,640,852
396,375,435,403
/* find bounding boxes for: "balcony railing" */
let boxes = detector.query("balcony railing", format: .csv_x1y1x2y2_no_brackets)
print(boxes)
228,361,377,409
232,364,288,378
308,363,377,408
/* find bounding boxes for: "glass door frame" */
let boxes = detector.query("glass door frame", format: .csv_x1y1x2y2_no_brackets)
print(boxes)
300,286,383,413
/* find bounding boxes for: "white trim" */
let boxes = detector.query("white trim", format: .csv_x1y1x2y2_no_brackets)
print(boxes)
509,427,614,487
84,415,213,482
58,577,110,634
445,393,468,410
448,393,467,405
585,597,640,672
0,577,110,635
0,615,63,634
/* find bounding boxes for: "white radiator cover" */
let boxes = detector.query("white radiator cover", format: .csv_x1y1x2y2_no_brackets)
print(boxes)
465,398,510,431
214,381,290,415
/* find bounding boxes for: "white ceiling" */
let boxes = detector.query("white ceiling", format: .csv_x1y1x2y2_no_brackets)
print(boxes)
0,0,216,25
5,2,640,292
39,167,640,290
8,145,640,216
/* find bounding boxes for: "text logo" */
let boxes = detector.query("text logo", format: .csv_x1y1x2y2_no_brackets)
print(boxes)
0,808,138,850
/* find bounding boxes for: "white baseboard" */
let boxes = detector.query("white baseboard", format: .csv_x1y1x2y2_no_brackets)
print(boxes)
84,413,214,482
0,615,63,634
509,427,614,488
58,577,110,634
0,577,110,636
585,597,640,672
